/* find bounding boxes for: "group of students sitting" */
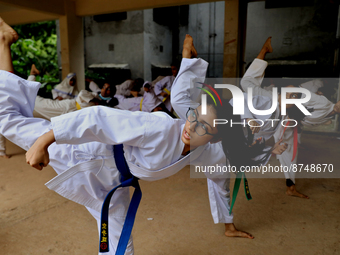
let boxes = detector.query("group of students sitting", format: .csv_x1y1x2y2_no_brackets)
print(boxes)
0,61,180,157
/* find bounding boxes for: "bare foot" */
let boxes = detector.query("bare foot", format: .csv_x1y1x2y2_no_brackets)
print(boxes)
0,17,18,44
286,185,309,199
333,100,340,114
225,223,254,239
30,64,40,76
262,37,273,53
0,154,11,159
324,119,332,125
182,34,198,59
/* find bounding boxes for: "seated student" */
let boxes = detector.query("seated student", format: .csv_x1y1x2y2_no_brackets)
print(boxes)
31,70,118,120
115,82,175,118
114,83,143,112
115,78,144,97
0,23,267,254
153,63,179,111
142,81,176,118
242,36,340,199
76,81,118,109
52,72,78,100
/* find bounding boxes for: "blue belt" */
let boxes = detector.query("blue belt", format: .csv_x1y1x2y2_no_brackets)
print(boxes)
99,144,142,253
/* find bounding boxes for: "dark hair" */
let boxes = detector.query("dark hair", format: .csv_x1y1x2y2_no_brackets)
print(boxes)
107,97,119,108
109,83,117,97
205,93,267,169
144,83,151,89
286,105,310,123
170,61,180,69
133,78,144,91
101,81,116,97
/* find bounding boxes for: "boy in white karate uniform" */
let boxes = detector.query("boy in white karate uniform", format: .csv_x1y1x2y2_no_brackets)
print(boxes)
242,37,340,198
154,63,179,111
0,23,257,254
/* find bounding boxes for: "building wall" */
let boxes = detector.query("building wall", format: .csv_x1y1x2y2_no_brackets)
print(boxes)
81,2,225,82
245,1,338,73
186,1,225,77
143,9,173,81
84,11,144,79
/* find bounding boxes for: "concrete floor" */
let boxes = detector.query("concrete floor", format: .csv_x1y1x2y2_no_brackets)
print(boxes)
0,133,339,255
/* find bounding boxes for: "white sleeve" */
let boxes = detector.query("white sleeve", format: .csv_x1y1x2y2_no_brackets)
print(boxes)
302,92,335,126
300,79,323,93
52,89,59,99
171,58,209,120
76,90,96,108
154,77,169,96
241,58,273,98
51,106,146,147
115,95,142,111
27,75,36,81
89,81,101,93
207,177,233,223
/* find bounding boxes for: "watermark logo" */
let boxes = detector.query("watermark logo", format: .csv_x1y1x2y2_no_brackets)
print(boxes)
196,82,312,128
197,83,311,116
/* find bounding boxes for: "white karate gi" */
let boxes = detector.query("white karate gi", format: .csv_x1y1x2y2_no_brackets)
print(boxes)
28,75,78,120
114,88,164,113
33,96,78,120
114,95,142,112
172,58,233,224
115,80,134,97
0,59,232,255
154,75,175,111
89,81,102,93
141,87,162,112
52,73,78,100
300,79,323,94
242,59,335,183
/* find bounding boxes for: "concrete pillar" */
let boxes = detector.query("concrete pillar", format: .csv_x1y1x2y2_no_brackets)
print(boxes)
59,0,85,90
223,0,239,79
223,0,247,78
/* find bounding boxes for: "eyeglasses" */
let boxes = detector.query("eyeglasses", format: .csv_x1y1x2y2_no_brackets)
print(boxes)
186,108,215,136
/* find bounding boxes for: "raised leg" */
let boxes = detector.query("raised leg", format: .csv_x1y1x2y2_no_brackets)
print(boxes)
182,34,198,59
0,17,18,72
256,37,273,60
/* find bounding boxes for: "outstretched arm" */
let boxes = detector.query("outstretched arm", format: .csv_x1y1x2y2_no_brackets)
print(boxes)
26,106,148,169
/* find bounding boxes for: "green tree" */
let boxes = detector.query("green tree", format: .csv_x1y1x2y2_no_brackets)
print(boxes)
11,21,59,87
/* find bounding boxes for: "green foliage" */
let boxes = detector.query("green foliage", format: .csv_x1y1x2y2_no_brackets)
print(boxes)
85,69,111,82
11,21,59,85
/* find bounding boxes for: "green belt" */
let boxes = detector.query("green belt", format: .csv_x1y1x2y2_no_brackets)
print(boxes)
229,171,252,215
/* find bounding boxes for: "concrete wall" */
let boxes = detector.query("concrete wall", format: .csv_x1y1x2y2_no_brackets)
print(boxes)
143,9,173,81
84,11,144,79
183,1,225,77
245,1,338,71
82,2,225,81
